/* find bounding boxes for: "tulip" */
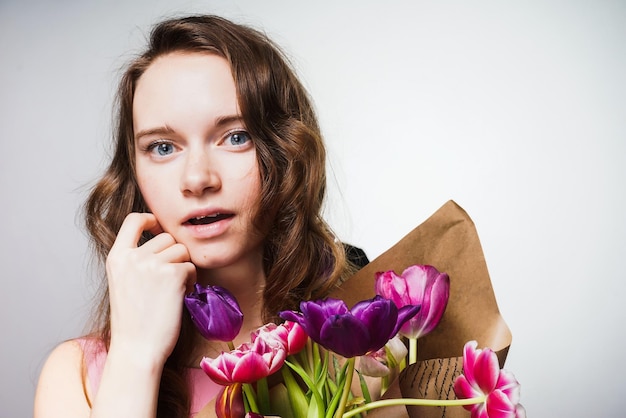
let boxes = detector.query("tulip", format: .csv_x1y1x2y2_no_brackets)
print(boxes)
215,383,244,418
454,341,526,418
201,337,287,386
184,283,244,342
279,296,419,358
252,321,308,356
375,265,450,340
359,336,408,378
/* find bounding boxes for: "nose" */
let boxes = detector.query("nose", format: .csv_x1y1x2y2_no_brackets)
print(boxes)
180,148,221,196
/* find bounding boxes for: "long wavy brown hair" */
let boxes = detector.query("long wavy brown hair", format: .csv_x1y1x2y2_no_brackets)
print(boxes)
83,14,352,417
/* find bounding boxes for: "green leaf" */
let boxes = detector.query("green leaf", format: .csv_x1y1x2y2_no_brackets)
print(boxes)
324,373,348,418
316,351,329,404
307,396,321,418
357,370,371,404
269,383,295,418
285,360,325,418
281,366,309,418
257,377,270,414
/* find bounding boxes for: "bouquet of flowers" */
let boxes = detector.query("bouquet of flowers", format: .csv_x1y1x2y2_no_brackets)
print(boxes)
185,264,524,418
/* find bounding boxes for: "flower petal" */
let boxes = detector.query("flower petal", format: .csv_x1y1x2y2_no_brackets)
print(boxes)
414,271,450,337
285,322,308,355
402,265,430,301
386,335,409,362
462,341,480,386
200,356,233,386
474,348,500,394
375,270,411,307
486,389,517,418
299,298,348,340
319,313,371,357
393,304,421,337
359,353,390,377
184,284,244,342
496,369,521,404
215,384,244,418
453,374,482,401
231,351,270,383
377,265,449,339
352,296,399,352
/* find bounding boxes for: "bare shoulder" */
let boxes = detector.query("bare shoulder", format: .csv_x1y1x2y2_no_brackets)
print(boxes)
34,339,91,418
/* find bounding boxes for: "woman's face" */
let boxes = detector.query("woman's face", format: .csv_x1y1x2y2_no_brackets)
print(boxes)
133,52,263,276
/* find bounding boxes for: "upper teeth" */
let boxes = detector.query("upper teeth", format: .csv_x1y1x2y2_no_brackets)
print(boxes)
195,214,218,219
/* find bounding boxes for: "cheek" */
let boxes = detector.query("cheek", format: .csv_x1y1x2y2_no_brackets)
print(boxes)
236,161,263,213
135,172,167,214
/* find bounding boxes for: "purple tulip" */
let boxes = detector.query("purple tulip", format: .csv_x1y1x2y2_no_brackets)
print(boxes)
184,283,244,342
375,265,450,339
279,296,419,358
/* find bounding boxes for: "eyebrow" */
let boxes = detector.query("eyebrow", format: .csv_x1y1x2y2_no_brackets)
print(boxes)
214,114,245,127
134,115,245,141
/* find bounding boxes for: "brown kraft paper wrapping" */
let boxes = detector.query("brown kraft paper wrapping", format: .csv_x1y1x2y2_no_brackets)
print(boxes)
331,200,512,417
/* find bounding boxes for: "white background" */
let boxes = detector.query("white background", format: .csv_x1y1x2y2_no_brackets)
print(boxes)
1,1,625,417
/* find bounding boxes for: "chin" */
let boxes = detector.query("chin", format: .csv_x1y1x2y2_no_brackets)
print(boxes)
189,248,248,270
191,255,231,270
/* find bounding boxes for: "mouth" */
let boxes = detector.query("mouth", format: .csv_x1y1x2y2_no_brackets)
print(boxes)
185,213,234,225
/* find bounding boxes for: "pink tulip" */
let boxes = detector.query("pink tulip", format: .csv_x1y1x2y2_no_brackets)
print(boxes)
375,265,450,339
359,336,408,377
252,321,308,356
200,337,287,386
454,341,526,418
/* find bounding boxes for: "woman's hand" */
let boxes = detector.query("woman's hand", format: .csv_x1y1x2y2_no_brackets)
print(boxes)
106,212,196,366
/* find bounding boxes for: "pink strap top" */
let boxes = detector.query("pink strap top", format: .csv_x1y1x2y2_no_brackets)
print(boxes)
78,338,222,416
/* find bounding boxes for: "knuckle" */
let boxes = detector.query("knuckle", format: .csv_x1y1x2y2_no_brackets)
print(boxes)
124,212,142,224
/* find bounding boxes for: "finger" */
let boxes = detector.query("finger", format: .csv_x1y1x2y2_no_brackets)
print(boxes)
139,232,178,254
184,262,197,291
155,242,191,263
114,213,160,249
147,220,164,236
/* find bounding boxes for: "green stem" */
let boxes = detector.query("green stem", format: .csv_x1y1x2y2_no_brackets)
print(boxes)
256,377,270,414
341,396,487,418
334,357,355,418
242,383,259,413
408,338,417,365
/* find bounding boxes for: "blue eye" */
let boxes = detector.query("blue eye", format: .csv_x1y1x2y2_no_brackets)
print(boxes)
228,132,251,146
151,142,174,156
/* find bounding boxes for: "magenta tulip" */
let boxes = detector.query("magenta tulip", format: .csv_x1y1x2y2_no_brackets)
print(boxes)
375,265,450,339
252,321,308,356
454,341,526,418
200,337,287,386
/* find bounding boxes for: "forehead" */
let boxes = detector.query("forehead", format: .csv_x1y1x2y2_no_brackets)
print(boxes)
133,52,239,131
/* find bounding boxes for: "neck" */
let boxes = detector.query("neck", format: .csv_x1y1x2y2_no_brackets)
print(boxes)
195,251,266,345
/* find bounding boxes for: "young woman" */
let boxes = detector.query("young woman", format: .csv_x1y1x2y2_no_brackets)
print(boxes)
34,15,366,418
